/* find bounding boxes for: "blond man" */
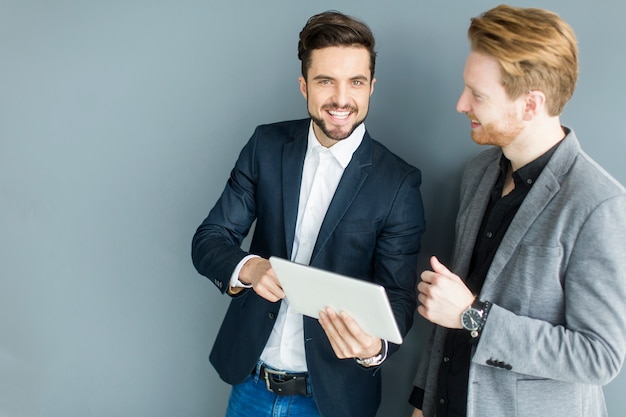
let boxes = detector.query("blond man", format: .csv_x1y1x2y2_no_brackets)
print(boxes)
410,5,626,417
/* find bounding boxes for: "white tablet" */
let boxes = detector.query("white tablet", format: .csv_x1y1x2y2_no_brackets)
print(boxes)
269,256,403,344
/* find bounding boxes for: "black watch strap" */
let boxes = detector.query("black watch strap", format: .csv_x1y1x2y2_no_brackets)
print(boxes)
473,299,491,334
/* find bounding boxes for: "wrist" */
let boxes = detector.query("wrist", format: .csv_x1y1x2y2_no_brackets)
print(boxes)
356,339,388,367
460,299,491,338
237,255,262,286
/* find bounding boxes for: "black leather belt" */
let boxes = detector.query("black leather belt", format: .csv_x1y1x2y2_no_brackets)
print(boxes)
259,364,310,396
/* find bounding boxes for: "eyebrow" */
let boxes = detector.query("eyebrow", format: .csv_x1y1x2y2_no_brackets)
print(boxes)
312,74,370,82
466,83,488,98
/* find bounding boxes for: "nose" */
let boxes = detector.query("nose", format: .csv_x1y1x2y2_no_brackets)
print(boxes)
456,88,471,114
332,84,350,107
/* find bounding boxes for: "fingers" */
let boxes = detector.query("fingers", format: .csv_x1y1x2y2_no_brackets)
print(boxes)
412,408,424,417
319,309,349,358
420,256,449,285
240,258,285,302
420,256,460,286
417,256,474,328
318,308,380,359
430,255,452,276
254,270,285,302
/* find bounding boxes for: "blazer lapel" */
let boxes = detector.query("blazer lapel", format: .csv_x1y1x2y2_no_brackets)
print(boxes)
482,174,560,294
309,135,372,264
282,125,309,261
481,133,580,296
454,159,500,276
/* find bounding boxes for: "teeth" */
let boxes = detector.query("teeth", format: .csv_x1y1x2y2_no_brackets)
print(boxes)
329,110,350,118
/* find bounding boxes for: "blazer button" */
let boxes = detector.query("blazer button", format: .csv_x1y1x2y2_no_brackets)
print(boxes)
268,312,276,320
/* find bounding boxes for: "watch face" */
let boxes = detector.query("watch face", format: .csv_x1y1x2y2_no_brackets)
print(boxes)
462,308,482,331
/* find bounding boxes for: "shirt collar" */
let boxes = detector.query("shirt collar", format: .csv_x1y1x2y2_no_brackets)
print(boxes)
306,122,365,169
499,137,564,189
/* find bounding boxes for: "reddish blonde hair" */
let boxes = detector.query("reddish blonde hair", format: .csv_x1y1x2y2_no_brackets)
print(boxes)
468,4,578,116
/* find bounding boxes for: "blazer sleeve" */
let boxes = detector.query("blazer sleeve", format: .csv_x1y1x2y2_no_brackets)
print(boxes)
374,167,426,350
473,194,626,385
191,131,259,293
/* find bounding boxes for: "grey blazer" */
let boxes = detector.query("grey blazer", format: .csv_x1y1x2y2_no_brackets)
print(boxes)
415,129,626,417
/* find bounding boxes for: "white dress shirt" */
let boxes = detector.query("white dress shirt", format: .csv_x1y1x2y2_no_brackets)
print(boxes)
231,121,364,372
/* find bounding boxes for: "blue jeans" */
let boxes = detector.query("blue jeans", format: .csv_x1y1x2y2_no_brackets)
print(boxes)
225,363,321,417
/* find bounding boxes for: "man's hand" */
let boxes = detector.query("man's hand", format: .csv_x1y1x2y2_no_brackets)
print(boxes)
417,256,474,328
318,307,381,360
412,408,424,417
239,257,285,302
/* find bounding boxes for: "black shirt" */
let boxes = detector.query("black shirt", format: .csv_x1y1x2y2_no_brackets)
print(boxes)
409,141,561,416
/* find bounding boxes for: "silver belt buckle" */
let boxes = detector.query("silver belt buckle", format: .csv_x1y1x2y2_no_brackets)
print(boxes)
263,366,287,392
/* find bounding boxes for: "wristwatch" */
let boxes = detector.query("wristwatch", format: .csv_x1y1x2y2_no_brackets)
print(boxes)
461,299,490,338
356,339,388,367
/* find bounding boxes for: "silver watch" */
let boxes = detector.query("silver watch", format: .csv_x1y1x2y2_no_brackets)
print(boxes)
355,339,388,367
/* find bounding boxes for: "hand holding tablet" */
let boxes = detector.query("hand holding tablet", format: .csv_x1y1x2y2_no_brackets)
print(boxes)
269,256,403,344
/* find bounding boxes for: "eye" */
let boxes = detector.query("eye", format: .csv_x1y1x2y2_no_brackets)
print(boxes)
318,79,331,85
352,80,363,86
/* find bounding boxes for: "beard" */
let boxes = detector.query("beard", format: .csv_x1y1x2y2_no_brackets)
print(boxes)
470,111,523,147
309,103,367,142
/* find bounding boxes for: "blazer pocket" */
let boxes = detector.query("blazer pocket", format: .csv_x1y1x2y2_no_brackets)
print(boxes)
334,219,380,233
331,220,380,262
517,245,565,322
517,244,562,258
493,245,565,321
515,244,564,291
516,378,582,417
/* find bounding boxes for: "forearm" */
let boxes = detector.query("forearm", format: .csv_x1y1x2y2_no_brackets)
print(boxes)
376,169,425,338
474,302,625,385
191,224,250,292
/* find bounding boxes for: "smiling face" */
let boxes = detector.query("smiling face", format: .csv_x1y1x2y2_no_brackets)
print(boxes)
456,51,524,147
299,46,375,147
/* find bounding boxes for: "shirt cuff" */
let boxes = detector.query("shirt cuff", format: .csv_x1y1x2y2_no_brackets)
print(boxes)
408,385,425,409
229,254,260,288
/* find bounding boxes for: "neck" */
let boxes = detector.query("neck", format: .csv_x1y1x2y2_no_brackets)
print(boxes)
502,118,565,171
501,163,515,197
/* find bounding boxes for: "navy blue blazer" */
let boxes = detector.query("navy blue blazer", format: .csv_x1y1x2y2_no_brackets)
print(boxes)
192,119,425,417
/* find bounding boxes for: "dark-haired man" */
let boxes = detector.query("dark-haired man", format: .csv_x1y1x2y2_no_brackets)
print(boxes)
192,11,425,417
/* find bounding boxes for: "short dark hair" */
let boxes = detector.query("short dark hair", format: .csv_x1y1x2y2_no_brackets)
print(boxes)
298,10,376,79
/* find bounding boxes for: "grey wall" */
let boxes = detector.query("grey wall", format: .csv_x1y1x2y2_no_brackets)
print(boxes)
1,1,624,416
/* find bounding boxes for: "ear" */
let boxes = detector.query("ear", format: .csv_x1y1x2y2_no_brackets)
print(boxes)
370,77,376,96
522,90,546,121
298,76,307,100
